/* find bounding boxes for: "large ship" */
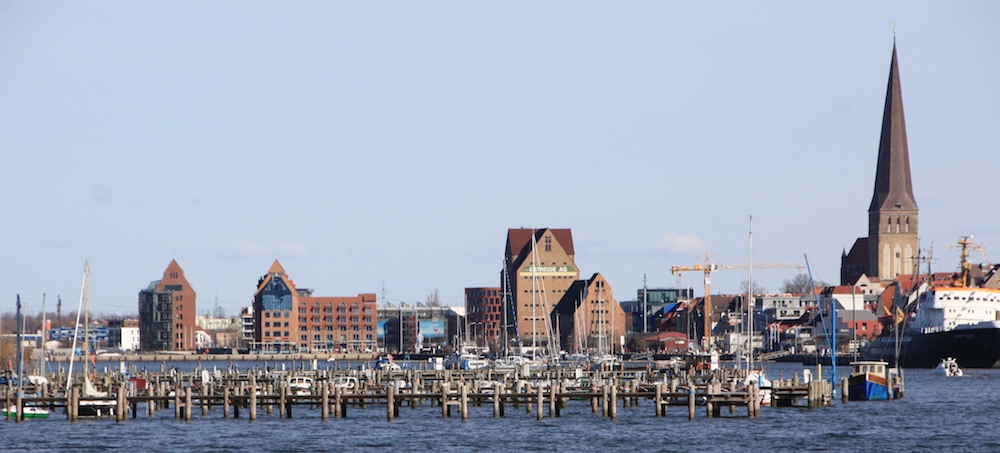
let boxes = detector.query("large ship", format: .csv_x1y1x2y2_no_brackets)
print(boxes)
862,236,1000,368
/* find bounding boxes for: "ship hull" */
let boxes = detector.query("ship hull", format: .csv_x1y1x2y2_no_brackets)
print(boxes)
862,326,1000,368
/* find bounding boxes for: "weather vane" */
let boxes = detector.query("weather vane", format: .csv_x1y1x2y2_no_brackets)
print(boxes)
893,20,897,35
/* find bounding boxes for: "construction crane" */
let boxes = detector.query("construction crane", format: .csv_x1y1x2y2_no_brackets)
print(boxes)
671,253,804,352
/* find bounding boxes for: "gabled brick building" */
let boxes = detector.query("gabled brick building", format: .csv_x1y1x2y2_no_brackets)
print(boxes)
252,260,376,353
138,259,197,351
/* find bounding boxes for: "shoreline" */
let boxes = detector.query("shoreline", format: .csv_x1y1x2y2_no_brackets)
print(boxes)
46,352,380,363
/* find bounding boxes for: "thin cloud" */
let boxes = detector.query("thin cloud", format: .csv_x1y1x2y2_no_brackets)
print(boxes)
92,185,113,203
229,241,309,258
654,233,703,254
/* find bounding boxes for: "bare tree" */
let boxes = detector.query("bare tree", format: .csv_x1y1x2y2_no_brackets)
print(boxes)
780,274,829,294
426,289,441,307
739,280,767,295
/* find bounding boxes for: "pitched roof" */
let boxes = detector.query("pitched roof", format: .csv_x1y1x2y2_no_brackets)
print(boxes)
843,238,869,268
869,41,917,213
505,228,575,263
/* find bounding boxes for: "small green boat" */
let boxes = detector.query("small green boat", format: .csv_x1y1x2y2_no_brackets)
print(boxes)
3,406,51,419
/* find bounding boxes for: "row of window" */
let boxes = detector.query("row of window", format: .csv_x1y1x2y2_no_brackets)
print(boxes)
300,307,371,314
299,325,372,332
299,317,371,324
301,334,373,342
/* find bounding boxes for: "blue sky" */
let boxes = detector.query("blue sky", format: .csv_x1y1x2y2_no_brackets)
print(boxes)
2,2,998,316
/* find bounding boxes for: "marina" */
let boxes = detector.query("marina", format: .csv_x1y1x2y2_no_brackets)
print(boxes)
2,360,996,452
4,358,837,424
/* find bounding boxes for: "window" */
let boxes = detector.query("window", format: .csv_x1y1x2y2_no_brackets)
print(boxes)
265,322,271,327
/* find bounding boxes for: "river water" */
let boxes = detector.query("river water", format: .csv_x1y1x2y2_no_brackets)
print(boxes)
3,362,998,452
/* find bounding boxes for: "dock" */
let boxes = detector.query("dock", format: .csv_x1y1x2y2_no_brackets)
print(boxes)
2,362,833,423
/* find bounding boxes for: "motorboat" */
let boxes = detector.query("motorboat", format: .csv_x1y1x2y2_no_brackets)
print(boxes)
933,357,963,377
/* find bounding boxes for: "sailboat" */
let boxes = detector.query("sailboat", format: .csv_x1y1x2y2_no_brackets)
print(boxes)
2,295,51,419
67,263,117,418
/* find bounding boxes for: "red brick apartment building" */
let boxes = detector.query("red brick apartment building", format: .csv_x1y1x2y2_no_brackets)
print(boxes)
252,260,376,353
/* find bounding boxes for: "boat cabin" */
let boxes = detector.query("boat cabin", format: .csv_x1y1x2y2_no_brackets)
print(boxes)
850,361,888,380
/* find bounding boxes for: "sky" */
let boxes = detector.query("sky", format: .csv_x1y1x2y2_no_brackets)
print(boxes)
1,2,998,318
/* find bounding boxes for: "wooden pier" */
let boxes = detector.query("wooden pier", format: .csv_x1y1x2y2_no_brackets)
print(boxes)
2,364,832,423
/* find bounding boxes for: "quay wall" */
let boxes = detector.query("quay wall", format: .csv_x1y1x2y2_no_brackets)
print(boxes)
46,352,379,363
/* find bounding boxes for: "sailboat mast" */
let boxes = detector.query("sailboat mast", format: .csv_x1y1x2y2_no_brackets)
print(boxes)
748,215,754,370
502,259,509,358
39,294,47,375
530,231,537,356
15,295,23,395
83,263,90,381
66,265,88,390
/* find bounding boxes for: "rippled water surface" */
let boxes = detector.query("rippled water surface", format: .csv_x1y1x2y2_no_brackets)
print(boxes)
4,362,999,452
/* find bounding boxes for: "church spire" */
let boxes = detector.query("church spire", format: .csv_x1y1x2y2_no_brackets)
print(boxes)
868,41,917,213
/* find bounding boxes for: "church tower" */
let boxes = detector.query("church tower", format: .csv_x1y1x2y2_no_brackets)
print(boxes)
867,41,918,281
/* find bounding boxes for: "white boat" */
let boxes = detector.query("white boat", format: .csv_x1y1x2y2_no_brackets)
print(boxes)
933,357,963,377
742,369,772,406
332,376,358,391
288,376,313,395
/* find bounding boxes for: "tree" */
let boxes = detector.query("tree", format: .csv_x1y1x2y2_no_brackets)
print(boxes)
426,289,441,307
780,274,829,294
739,280,767,295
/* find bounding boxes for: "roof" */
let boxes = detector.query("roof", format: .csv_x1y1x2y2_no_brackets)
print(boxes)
506,228,575,260
661,302,680,315
869,41,917,213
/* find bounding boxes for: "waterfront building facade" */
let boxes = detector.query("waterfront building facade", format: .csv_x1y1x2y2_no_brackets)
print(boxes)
553,273,628,355
107,318,139,351
251,260,377,353
504,228,579,352
842,42,919,284
138,260,197,351
298,291,377,353
631,287,696,333
239,307,254,351
464,287,505,346
378,304,458,354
